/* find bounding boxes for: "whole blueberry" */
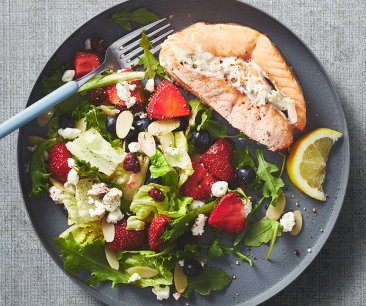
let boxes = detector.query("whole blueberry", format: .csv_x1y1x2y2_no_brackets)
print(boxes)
173,116,189,132
106,115,118,134
191,130,211,148
134,117,151,133
183,259,203,277
236,165,256,184
126,126,137,139
59,114,74,129
145,171,163,185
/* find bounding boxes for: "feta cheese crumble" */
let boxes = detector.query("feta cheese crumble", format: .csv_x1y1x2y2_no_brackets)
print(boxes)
85,38,92,50
178,259,185,267
128,142,141,153
67,158,77,168
49,185,65,204
62,70,75,82
67,168,79,185
116,81,131,101
125,96,137,108
280,211,296,232
189,200,205,211
191,214,207,236
103,188,123,212
106,208,124,224
58,127,81,140
87,183,109,195
211,181,228,197
165,147,179,157
145,78,155,92
243,198,252,216
128,272,141,283
89,200,106,218
152,285,170,300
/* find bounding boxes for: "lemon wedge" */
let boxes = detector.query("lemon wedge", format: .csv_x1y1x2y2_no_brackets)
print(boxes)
287,128,342,201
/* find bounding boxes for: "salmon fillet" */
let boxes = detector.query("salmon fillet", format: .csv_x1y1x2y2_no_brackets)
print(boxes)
159,22,306,150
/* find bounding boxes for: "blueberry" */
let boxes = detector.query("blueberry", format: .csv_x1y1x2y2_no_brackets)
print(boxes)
236,165,256,184
177,231,193,248
126,126,137,139
59,114,74,129
144,171,163,185
183,259,203,277
191,130,211,148
173,116,189,132
134,118,151,133
106,115,118,133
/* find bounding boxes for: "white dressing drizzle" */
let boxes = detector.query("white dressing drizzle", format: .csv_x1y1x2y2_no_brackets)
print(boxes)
172,47,297,124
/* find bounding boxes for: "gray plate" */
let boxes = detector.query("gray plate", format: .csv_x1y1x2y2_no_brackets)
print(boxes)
17,0,350,305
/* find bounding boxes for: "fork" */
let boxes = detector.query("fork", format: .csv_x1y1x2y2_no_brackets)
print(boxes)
0,18,172,139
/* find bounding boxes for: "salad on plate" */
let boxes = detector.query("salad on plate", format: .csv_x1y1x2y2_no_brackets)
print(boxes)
26,7,342,302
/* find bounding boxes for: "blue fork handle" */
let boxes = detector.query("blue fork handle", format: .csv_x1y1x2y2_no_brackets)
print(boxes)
0,81,79,139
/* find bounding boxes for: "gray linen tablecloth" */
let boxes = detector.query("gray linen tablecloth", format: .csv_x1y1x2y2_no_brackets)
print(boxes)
0,0,364,305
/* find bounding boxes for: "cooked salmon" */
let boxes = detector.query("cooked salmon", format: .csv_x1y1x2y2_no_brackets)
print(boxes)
159,23,306,150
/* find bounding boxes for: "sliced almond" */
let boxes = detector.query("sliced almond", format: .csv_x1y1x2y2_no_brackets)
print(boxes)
102,218,115,242
158,132,174,153
74,118,87,132
148,119,180,136
100,105,120,116
266,193,286,221
49,177,66,190
126,266,159,278
37,107,54,127
116,111,134,139
28,135,47,145
105,244,119,270
290,210,303,235
174,261,187,294
138,132,156,157
127,172,144,189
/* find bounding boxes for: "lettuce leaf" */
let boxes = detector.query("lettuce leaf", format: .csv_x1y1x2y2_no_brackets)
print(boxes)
29,138,57,199
107,7,159,31
59,221,104,245
41,56,68,94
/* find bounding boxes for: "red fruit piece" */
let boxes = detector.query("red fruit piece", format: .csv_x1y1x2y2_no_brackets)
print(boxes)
181,160,218,199
105,69,145,106
73,52,101,79
200,139,235,181
148,214,171,250
148,187,165,202
109,217,146,251
208,193,247,233
147,80,190,119
123,153,141,173
90,37,105,55
48,142,72,183
89,87,108,105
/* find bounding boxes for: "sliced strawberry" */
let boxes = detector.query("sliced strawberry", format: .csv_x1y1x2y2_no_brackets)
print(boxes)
48,142,72,183
200,139,235,181
208,193,247,233
108,217,146,251
105,81,144,107
148,214,171,250
73,52,101,79
147,81,190,119
181,160,218,199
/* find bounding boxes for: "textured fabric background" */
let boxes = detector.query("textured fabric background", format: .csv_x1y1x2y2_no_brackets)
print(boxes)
0,0,364,305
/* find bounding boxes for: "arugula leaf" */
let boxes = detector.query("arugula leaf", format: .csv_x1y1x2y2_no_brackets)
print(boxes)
137,32,164,79
244,218,283,247
255,148,285,207
181,266,232,298
232,145,256,169
41,56,67,94
186,100,206,136
197,108,246,140
267,219,282,259
204,239,252,265
107,7,159,31
160,200,218,243
29,138,57,199
78,71,145,92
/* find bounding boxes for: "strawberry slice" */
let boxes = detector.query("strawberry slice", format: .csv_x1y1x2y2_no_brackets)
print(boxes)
73,52,101,79
181,160,218,199
147,80,190,119
208,193,247,233
108,217,146,251
148,214,171,250
48,142,72,183
200,139,235,181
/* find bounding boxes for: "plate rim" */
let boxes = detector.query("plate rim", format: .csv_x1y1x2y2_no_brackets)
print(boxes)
17,0,350,305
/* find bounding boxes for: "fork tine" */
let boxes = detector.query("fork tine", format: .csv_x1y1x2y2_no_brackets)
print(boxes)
110,18,166,48
120,23,171,53
129,44,162,67
122,29,174,61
